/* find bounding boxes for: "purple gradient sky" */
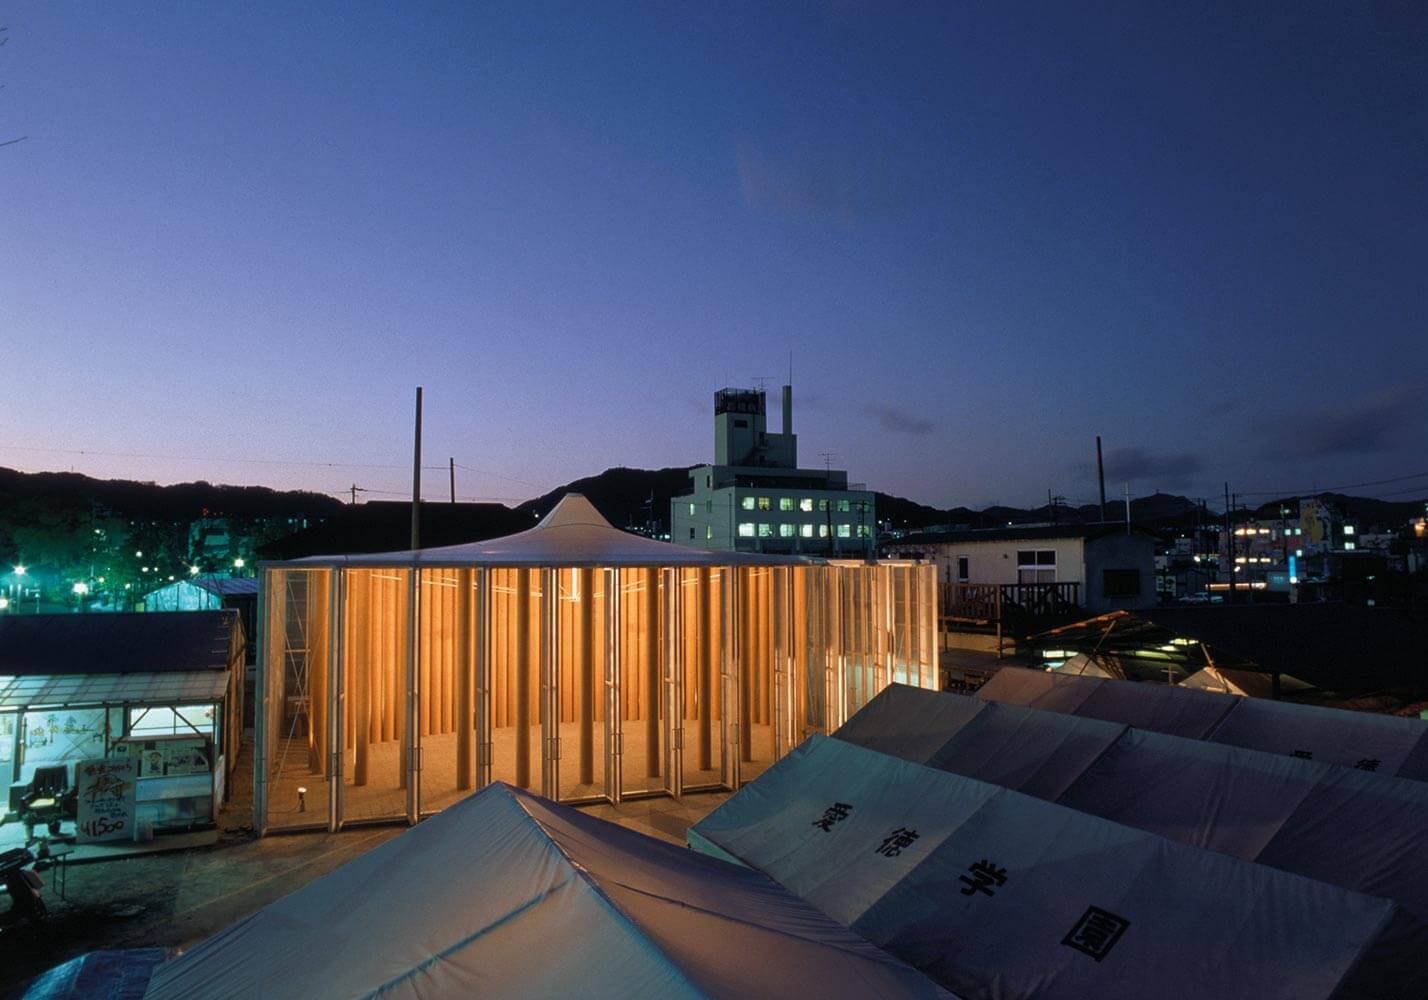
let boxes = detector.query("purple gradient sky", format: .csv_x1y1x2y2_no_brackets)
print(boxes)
2,3,1425,509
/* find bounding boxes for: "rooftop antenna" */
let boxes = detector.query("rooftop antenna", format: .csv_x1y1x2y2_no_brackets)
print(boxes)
819,451,836,472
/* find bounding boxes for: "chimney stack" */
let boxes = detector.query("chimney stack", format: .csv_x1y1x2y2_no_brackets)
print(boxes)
782,384,793,435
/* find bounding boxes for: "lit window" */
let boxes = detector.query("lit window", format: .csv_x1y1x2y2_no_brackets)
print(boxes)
1295,548,1303,557
688,503,696,516
1344,541,1356,551
758,523,773,537
837,524,851,538
779,497,794,511
818,499,830,511
801,524,814,538
706,526,713,540
799,498,813,512
857,525,870,538
837,499,851,512
779,524,795,538
737,523,755,537
1344,525,1355,536
1016,550,1056,583
757,497,771,511
819,524,829,537
741,496,755,510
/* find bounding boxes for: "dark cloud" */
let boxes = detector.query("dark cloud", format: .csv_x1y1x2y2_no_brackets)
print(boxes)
1263,386,1423,459
1101,447,1204,486
868,405,933,435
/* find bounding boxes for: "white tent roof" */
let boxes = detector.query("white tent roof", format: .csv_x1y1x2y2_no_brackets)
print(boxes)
837,684,1428,924
145,782,951,1000
978,666,1428,780
271,493,827,569
691,734,1428,1000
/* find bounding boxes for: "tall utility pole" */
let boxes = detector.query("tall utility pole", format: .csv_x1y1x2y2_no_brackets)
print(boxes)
1225,482,1235,603
1096,435,1107,521
449,457,456,504
1123,484,1131,533
412,387,423,550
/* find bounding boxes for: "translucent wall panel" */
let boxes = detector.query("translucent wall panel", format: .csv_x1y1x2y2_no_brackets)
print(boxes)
552,566,607,801
618,567,665,796
416,568,478,816
680,567,727,790
338,569,409,824
736,566,779,783
487,568,543,793
265,568,333,831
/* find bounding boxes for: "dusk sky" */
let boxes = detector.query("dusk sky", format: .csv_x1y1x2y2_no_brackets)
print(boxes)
2,3,1424,510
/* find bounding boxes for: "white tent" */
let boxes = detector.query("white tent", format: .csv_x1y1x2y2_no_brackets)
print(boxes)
837,684,1428,923
1181,664,1313,698
978,666,1428,778
146,782,952,1000
256,494,937,832
690,734,1428,1000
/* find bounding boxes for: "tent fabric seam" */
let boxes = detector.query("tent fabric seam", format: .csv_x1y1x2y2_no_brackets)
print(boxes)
511,793,712,999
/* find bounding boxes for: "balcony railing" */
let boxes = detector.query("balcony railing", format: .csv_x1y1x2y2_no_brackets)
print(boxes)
941,581,1082,632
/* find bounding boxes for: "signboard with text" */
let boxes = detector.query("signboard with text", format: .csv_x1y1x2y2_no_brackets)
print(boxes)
75,757,138,843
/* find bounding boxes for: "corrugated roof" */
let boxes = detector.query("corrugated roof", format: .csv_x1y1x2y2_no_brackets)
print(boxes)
0,610,237,677
192,577,258,597
0,670,230,709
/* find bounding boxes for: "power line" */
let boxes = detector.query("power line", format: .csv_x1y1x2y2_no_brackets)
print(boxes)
1234,470,1428,497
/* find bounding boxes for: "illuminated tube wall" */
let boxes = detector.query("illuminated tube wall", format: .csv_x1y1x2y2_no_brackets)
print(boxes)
254,560,936,833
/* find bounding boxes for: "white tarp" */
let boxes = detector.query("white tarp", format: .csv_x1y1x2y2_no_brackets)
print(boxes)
838,685,1428,924
146,782,950,1000
979,667,1428,778
274,494,816,569
690,734,1428,1000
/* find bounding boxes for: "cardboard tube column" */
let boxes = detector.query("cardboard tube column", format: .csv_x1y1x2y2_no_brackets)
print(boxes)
697,567,712,771
354,573,370,786
644,567,660,778
307,572,328,776
739,569,753,763
456,568,473,789
579,567,595,786
515,568,532,789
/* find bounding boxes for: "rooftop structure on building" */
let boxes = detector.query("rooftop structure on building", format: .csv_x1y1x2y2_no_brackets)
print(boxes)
672,384,876,556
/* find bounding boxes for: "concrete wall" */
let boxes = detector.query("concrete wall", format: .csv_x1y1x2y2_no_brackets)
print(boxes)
1082,532,1157,611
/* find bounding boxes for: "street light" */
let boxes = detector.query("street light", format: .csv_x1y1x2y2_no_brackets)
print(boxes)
233,558,245,570
190,565,200,575
13,565,25,576
0,597,8,611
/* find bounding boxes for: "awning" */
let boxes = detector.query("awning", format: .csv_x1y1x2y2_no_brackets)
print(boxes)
0,670,230,710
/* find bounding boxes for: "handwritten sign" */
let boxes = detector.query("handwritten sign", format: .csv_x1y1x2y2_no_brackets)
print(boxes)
75,757,138,843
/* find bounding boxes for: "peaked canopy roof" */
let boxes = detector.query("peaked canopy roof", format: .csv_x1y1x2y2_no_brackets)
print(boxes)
837,684,1428,922
978,666,1428,780
691,734,1428,1000
271,493,822,569
145,782,951,1000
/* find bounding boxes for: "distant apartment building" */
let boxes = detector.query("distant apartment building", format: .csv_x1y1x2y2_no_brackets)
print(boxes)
670,386,876,556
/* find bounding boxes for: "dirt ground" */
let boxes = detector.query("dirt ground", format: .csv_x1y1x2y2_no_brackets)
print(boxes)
0,733,727,990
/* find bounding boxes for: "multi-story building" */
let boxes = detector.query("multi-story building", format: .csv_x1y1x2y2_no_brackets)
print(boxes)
670,386,876,556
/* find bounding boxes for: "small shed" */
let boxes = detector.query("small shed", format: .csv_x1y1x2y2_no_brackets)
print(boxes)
256,494,938,832
0,610,244,830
